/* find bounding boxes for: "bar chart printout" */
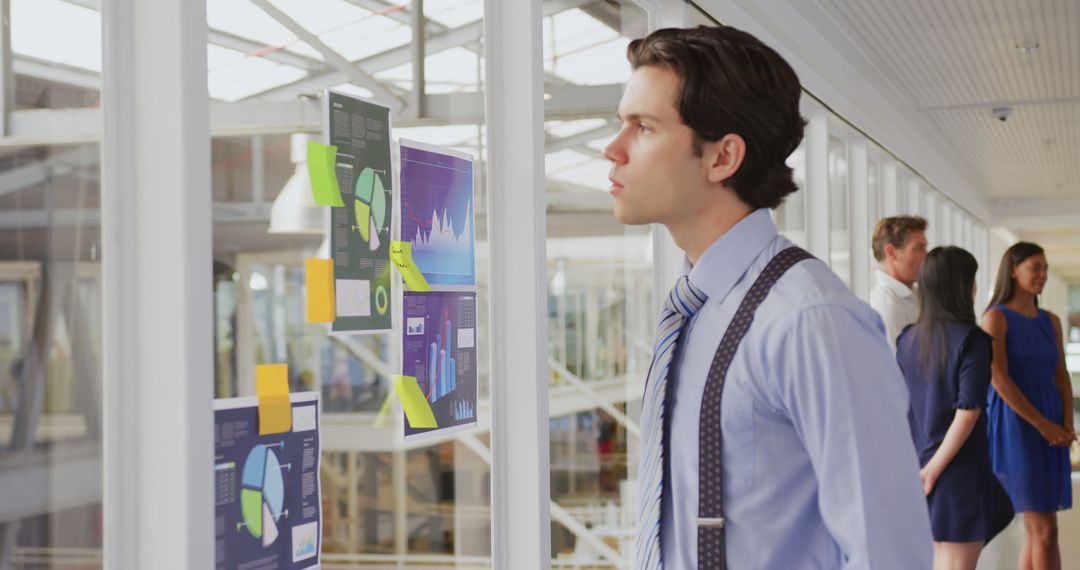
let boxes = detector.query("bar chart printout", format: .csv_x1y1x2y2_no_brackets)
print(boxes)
401,291,478,437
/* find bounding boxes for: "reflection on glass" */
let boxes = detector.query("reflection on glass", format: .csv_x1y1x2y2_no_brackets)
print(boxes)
544,1,654,565
867,159,882,288
209,0,492,565
4,1,104,564
0,144,104,566
828,136,850,286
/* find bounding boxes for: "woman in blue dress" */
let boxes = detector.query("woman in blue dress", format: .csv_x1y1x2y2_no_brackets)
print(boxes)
982,241,1075,570
897,246,1013,569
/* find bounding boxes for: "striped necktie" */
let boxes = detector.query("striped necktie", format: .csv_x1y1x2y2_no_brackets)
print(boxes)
637,275,708,569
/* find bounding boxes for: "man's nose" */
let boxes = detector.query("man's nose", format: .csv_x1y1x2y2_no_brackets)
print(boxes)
603,133,626,165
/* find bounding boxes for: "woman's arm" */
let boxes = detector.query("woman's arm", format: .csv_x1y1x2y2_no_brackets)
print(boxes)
981,309,1072,445
1048,312,1077,443
919,408,979,495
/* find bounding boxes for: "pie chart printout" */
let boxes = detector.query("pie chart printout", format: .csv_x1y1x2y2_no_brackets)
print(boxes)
328,89,394,334
213,393,321,569
240,444,286,547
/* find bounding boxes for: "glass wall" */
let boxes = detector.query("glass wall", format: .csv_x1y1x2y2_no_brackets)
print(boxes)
534,3,1003,566
828,136,850,286
777,142,808,248
0,1,104,567
207,1,493,566
542,1,652,565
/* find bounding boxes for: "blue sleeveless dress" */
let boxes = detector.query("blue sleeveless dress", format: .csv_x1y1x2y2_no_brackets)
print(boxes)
986,306,1073,513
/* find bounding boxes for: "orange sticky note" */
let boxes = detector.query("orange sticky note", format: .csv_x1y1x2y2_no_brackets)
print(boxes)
256,364,292,435
393,375,438,428
305,258,335,323
389,240,432,292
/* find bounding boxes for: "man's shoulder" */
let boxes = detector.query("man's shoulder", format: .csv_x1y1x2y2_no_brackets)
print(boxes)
758,250,875,329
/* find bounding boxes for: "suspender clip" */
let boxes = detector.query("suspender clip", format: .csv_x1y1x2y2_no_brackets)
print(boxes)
696,517,725,528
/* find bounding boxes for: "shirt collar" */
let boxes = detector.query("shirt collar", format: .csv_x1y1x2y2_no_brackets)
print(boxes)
875,269,914,298
685,208,778,305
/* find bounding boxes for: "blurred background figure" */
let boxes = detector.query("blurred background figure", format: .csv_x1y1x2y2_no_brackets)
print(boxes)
982,242,1076,570
870,216,929,352
897,246,1013,570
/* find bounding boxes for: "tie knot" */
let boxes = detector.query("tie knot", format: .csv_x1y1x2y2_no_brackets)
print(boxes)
664,275,708,320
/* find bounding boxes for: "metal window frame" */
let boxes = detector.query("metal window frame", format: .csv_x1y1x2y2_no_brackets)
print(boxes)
101,0,214,567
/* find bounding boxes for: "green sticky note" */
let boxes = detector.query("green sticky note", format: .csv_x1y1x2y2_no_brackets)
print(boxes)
393,375,438,429
307,141,346,207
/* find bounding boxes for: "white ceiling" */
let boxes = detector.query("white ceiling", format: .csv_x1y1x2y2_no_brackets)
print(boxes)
811,0,1080,280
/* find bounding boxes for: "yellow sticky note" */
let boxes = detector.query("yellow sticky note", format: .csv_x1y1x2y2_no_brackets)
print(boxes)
390,240,432,292
256,364,292,435
393,375,438,428
307,141,346,208
305,258,335,323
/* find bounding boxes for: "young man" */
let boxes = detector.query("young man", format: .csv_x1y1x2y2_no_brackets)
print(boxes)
869,216,929,352
605,27,933,569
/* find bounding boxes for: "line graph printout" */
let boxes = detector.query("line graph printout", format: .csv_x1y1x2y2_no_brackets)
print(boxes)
399,140,476,287
402,291,478,437
214,392,321,569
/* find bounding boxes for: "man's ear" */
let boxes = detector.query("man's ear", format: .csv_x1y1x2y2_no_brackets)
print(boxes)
703,133,746,184
884,243,896,262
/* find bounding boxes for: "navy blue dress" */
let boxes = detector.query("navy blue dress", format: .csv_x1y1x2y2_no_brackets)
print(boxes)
897,323,1014,542
986,306,1073,512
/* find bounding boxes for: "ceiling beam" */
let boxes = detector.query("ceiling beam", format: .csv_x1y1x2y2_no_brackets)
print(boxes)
0,145,99,197
249,0,594,102
207,29,326,72
248,0,405,110
989,197,1080,229
249,19,483,102
12,55,99,91
1,83,622,145
60,0,327,71
544,121,617,154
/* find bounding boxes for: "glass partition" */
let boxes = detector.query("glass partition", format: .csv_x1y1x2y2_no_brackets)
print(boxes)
208,1,493,566
0,1,104,565
828,136,850,286
542,1,653,565
778,142,808,248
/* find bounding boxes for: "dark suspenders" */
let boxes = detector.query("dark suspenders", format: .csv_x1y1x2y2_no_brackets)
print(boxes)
697,246,814,569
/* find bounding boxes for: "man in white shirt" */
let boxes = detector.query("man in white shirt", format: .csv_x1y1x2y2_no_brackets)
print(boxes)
869,216,929,352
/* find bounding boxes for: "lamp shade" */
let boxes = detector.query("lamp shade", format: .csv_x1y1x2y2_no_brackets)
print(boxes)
268,134,324,235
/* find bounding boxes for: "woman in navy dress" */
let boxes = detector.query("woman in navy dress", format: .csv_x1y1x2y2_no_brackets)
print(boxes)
897,246,1013,569
982,241,1075,570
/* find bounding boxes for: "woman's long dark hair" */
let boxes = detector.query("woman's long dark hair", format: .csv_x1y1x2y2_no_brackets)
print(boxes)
987,241,1044,311
912,246,978,377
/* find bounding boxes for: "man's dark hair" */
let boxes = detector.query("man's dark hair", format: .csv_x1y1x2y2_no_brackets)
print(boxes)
871,216,928,261
626,26,806,209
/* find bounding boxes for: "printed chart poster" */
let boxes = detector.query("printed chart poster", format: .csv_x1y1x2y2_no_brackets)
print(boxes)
402,291,478,437
214,393,321,570
327,90,393,333
399,140,476,286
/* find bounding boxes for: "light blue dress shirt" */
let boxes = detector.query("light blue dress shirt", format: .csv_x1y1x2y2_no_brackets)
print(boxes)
660,209,933,569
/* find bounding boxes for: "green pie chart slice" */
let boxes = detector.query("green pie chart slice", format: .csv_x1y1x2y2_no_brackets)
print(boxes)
354,200,371,241
241,488,263,538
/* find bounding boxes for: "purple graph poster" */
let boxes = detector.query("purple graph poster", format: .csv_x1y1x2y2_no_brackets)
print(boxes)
399,140,476,287
402,291,478,437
